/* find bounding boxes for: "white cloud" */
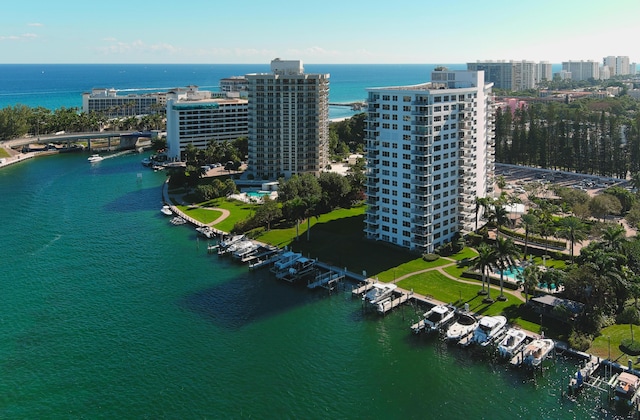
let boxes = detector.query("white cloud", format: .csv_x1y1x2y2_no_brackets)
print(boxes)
0,33,36,41
95,39,181,56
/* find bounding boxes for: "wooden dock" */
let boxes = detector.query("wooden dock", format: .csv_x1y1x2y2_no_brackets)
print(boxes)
308,271,345,290
352,280,374,296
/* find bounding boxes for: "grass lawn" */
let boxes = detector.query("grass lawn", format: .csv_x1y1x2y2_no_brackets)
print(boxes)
591,324,640,368
396,271,528,320
0,148,10,158
376,258,451,282
177,198,258,232
177,206,223,224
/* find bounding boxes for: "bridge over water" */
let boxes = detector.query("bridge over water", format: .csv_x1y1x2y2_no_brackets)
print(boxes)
1,131,153,152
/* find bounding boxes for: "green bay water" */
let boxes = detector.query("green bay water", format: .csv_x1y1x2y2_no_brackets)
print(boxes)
0,153,615,418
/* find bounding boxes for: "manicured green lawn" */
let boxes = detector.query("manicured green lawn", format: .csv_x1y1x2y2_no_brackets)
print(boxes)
449,247,478,261
177,198,258,232
591,324,640,368
376,258,451,282
396,271,529,321
0,148,10,158
178,206,223,224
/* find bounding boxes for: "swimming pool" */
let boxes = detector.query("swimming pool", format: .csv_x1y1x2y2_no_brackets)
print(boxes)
497,266,524,281
246,191,272,198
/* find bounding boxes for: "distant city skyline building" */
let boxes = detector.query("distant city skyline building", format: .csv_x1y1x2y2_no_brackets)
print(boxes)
561,60,601,81
166,86,248,160
364,68,494,252
603,56,632,76
220,76,248,96
82,88,162,117
467,60,551,91
246,58,329,180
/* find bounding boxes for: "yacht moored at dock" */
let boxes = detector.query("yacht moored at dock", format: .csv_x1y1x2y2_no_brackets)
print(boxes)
160,205,173,216
270,251,303,273
497,328,528,359
412,304,456,334
275,257,316,282
362,282,397,307
471,315,507,347
446,312,479,344
610,371,640,410
521,338,555,368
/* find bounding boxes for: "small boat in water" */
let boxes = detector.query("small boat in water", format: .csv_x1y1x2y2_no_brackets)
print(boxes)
521,338,555,368
471,315,507,347
420,304,456,333
611,371,640,409
88,154,103,163
160,205,173,216
362,283,397,306
446,312,478,343
170,216,187,225
497,327,527,358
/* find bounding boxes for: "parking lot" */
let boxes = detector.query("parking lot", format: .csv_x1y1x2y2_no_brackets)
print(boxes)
495,163,629,199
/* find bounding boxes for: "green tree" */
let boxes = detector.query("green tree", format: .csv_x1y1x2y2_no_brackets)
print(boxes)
557,216,588,263
471,242,497,299
519,263,541,303
254,196,282,231
519,212,538,260
494,237,520,301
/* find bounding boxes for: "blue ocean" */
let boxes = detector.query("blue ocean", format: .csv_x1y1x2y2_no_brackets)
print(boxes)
0,63,474,120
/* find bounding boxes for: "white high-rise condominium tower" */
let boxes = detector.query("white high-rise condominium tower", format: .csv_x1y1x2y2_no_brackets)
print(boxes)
246,59,330,180
364,68,495,253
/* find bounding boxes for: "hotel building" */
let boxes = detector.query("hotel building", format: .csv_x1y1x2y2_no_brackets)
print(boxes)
245,59,329,179
364,69,494,252
165,87,248,160
82,88,161,117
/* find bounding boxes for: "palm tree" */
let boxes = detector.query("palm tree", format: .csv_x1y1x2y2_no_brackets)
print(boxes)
475,196,491,231
494,237,520,301
471,243,497,299
519,264,541,303
520,212,539,260
536,220,556,266
494,204,510,230
601,224,627,252
557,216,588,264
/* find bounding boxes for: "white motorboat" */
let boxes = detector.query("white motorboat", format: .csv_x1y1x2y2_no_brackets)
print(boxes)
446,312,478,342
170,216,186,225
160,205,173,216
612,371,640,408
422,305,456,333
217,235,246,255
88,154,103,163
521,338,555,368
276,257,316,282
270,251,303,272
232,242,260,260
497,328,528,358
362,282,397,306
195,225,216,239
471,315,507,347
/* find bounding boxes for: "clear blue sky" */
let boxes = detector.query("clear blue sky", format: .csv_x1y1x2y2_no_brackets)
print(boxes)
2,0,639,64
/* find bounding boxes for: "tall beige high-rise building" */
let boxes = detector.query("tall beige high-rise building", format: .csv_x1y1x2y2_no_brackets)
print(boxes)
246,59,329,180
